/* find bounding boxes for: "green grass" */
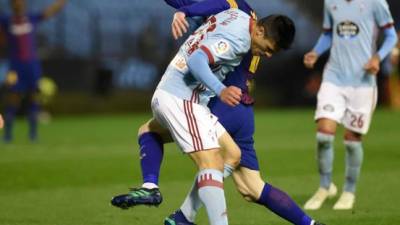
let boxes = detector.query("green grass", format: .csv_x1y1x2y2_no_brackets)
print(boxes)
0,109,399,225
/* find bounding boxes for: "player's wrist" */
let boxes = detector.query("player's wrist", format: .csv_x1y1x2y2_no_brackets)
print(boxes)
374,53,382,62
216,84,227,96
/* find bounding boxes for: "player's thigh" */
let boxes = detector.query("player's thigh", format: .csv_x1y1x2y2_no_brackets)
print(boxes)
189,148,224,171
138,118,173,143
317,118,338,134
315,82,345,133
232,167,265,200
342,86,377,135
216,124,241,168
151,89,220,153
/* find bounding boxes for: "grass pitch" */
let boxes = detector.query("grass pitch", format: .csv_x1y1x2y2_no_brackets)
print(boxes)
0,109,399,225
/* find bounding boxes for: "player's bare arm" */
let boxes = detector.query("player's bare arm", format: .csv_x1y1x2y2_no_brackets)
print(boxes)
364,54,381,75
172,12,189,40
391,45,399,65
42,0,67,20
304,51,319,69
0,114,4,129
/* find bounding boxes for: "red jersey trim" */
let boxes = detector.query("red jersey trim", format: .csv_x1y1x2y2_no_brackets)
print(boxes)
200,45,215,65
380,23,394,29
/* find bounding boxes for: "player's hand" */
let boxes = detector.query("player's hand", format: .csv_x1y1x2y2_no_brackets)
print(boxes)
364,54,380,75
172,11,189,40
220,86,242,107
0,114,4,129
304,51,319,69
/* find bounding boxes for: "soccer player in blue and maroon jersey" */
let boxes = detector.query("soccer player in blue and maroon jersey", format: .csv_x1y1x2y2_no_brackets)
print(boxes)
0,0,67,142
111,1,324,225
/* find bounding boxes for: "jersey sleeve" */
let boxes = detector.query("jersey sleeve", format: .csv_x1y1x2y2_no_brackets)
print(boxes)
373,0,394,28
178,0,232,17
322,0,333,30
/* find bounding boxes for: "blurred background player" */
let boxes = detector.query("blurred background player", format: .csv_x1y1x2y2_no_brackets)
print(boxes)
0,114,3,128
112,1,323,225
303,0,398,210
0,0,67,143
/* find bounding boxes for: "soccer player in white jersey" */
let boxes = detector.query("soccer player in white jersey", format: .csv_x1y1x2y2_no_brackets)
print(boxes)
139,9,294,225
303,0,398,210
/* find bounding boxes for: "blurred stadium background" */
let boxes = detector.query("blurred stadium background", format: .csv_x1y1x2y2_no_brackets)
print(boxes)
0,0,398,112
0,1,399,225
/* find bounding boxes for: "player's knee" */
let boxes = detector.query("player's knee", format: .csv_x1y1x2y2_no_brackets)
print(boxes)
225,146,241,168
138,122,150,137
344,130,362,142
317,119,336,134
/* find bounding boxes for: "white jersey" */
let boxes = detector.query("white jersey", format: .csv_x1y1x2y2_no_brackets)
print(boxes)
157,9,252,105
323,0,394,87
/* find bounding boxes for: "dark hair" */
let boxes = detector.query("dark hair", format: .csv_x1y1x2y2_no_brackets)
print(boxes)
257,14,296,50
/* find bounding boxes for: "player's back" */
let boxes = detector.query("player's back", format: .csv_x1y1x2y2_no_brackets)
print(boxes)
157,8,251,105
324,0,394,86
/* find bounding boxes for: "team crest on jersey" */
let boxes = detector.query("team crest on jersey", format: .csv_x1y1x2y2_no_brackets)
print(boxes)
11,22,33,35
323,104,335,112
171,55,188,73
337,21,359,39
212,40,230,56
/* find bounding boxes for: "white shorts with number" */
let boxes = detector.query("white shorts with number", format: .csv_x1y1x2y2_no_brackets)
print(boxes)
315,82,377,134
151,89,225,153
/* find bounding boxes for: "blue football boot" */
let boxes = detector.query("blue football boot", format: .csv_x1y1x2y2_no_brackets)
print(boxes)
164,210,195,225
111,187,162,209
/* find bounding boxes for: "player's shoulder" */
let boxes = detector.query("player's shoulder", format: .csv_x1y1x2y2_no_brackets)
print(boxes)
216,8,250,21
215,8,251,31
324,0,336,6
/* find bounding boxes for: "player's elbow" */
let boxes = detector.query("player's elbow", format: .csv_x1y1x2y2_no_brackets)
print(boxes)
187,50,210,73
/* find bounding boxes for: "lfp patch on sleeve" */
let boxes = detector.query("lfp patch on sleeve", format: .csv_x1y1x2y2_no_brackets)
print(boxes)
211,39,231,56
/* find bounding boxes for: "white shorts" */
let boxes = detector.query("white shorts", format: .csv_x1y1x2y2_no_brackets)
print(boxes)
151,89,225,153
315,82,377,134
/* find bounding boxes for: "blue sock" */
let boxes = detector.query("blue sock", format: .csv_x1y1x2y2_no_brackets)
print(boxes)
138,132,164,185
4,105,17,142
27,102,39,141
257,183,312,225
